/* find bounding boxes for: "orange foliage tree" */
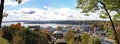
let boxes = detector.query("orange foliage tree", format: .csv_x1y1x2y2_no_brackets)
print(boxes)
10,23,22,30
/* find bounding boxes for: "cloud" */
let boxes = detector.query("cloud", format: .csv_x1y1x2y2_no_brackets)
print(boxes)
3,6,116,21
4,0,30,6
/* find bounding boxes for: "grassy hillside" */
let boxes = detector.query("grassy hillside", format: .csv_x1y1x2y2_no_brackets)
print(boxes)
0,37,9,44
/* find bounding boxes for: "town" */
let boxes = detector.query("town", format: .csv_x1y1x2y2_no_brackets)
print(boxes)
0,0,120,44
1,20,120,44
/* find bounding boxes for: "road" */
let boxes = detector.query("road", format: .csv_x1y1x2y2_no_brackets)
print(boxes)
92,33,114,44
99,37,113,44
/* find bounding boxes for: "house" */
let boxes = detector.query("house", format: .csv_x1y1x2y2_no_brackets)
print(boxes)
53,30,64,39
28,25,40,31
116,27,120,31
46,26,56,33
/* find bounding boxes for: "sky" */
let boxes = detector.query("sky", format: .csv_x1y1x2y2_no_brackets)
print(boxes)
3,0,116,21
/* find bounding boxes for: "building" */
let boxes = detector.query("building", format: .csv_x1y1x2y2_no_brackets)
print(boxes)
28,25,40,31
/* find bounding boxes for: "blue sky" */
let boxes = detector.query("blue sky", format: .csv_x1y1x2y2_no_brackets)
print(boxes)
3,0,115,21
4,0,76,10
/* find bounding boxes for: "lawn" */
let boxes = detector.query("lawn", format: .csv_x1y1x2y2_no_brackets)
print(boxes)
0,37,9,44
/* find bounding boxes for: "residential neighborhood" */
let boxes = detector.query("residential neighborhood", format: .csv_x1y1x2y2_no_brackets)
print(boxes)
0,0,120,44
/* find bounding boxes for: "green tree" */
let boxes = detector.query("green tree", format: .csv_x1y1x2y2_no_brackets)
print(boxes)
12,28,49,44
80,33,90,44
64,30,75,44
89,36,101,44
76,0,120,44
1,26,49,44
113,14,120,26
57,26,62,31
1,26,20,43
103,27,116,40
0,30,2,37
0,0,22,28
40,32,52,42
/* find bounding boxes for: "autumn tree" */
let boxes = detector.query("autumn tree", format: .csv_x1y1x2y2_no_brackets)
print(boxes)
10,23,22,30
0,0,22,28
76,0,120,44
116,27,120,43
